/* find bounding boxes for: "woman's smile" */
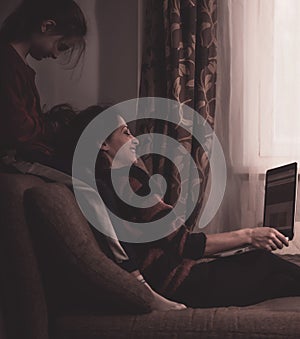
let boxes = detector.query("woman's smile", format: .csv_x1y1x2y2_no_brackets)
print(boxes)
100,115,139,168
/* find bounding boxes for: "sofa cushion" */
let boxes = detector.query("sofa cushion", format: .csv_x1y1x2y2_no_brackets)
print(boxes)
0,174,49,339
24,183,154,315
52,296,300,339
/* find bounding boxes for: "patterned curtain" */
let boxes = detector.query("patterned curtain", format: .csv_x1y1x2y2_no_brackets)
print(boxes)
137,0,217,230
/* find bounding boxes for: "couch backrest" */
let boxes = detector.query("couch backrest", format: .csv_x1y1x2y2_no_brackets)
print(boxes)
24,182,154,315
0,172,154,338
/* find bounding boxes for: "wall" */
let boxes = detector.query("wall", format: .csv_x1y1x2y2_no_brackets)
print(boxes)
96,0,143,106
0,0,142,111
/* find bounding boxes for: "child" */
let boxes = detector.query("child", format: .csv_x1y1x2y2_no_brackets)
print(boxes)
0,0,87,167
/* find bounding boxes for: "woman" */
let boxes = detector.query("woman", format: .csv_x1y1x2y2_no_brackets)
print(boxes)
0,0,87,167
56,105,300,310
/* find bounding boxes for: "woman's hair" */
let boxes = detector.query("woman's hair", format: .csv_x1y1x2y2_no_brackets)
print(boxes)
44,103,77,135
54,104,121,170
0,0,87,66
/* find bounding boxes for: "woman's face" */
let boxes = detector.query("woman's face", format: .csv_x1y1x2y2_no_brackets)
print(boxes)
29,21,77,60
101,115,139,168
30,34,76,60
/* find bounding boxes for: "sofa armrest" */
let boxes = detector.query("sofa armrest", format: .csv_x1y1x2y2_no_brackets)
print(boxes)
0,174,49,339
24,183,154,316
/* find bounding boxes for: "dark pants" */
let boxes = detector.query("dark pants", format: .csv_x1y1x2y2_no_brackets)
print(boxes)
173,250,300,308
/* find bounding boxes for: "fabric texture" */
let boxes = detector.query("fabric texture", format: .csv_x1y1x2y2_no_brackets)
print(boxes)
24,182,154,315
2,172,300,339
173,250,300,308
95,165,300,307
1,153,129,263
53,295,300,339
0,173,49,339
97,165,207,297
0,43,53,156
137,0,217,231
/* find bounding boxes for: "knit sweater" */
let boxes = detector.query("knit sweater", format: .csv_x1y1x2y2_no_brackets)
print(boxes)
0,43,54,157
96,165,207,297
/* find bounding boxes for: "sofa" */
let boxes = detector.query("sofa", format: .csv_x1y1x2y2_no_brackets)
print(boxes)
1,170,300,339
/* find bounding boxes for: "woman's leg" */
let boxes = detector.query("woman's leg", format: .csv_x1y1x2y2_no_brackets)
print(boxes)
173,250,300,308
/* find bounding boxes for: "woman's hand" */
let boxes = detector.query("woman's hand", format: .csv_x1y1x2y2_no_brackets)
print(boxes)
250,227,289,251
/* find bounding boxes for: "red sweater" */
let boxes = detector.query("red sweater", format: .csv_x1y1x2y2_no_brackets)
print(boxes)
96,165,207,297
0,43,54,157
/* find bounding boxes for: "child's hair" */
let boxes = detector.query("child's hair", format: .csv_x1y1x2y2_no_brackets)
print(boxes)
0,0,87,67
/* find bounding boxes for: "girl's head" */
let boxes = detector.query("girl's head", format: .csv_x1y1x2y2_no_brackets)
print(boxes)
55,105,139,170
0,0,87,66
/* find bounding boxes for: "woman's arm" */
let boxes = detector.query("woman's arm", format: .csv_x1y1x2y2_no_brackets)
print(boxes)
131,270,187,311
204,227,289,256
0,65,44,143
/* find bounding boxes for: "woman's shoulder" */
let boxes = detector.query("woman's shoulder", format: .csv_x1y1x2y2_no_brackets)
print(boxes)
0,43,35,92
0,42,30,74
0,43,17,64
96,170,113,195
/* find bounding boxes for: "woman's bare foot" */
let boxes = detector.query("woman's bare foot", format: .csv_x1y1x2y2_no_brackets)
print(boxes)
132,272,187,311
150,289,187,311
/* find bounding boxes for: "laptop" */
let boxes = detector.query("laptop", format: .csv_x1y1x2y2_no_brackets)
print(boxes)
208,162,298,258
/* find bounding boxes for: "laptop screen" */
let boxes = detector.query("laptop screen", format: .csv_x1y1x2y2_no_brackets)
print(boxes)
263,162,298,240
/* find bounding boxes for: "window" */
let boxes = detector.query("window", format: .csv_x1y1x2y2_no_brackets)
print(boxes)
229,0,300,172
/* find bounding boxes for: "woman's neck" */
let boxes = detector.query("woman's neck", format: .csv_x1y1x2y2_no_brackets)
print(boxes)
10,41,31,65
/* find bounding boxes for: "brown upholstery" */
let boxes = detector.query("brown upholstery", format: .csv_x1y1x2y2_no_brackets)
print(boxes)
24,183,154,315
1,172,300,339
0,174,49,339
52,295,300,339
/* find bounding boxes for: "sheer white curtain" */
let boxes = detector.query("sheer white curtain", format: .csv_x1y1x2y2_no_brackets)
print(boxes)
203,0,300,234
229,0,300,171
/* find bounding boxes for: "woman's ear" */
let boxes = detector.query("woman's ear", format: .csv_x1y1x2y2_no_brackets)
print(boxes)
100,141,109,151
41,20,57,33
